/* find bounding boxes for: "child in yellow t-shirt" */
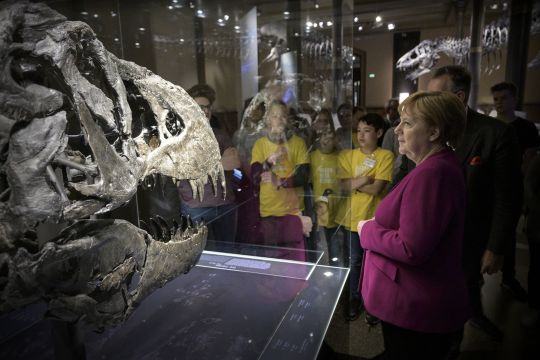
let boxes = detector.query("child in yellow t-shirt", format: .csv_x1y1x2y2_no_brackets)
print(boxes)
336,113,394,320
250,101,311,259
309,110,343,266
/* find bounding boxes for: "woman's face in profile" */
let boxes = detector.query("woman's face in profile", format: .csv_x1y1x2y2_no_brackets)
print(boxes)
394,109,436,163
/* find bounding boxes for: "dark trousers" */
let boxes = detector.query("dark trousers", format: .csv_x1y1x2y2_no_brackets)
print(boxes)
462,242,484,317
529,240,540,309
324,226,344,266
342,229,363,300
381,321,462,360
502,233,517,281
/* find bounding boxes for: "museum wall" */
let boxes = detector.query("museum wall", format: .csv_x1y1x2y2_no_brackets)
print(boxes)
354,32,394,108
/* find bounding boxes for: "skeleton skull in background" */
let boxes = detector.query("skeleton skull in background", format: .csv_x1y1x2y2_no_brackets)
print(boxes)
0,0,221,328
395,39,441,80
396,6,540,80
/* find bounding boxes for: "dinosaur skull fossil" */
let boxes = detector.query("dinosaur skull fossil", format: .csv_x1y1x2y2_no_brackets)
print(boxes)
0,0,222,328
396,39,441,80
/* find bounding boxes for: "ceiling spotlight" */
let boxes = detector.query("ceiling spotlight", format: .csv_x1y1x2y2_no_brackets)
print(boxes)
167,5,173,10
326,21,333,26
234,25,240,30
179,38,185,43
375,15,382,22
490,3,498,10
224,14,230,21
306,21,313,27
358,25,363,31
196,9,205,18
319,21,324,27
315,4,319,8
93,14,99,18
387,23,395,30
313,23,318,28
80,11,88,16
134,42,140,48
110,11,117,17
283,11,290,15
354,16,359,23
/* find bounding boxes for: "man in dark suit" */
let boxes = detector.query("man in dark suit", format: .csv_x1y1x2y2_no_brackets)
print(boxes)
396,66,522,342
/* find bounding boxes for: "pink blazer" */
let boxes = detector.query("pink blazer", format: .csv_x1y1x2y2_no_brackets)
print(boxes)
359,148,471,333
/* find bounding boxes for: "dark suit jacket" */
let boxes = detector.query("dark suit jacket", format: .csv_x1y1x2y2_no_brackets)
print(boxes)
394,109,522,256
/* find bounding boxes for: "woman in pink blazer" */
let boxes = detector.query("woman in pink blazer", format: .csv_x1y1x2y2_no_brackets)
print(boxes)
358,91,471,359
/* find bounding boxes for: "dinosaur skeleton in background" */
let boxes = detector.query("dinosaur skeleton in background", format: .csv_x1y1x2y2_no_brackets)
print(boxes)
0,0,223,330
396,6,540,80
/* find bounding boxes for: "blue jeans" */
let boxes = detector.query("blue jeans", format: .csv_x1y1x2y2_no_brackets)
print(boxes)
342,228,363,300
180,203,238,247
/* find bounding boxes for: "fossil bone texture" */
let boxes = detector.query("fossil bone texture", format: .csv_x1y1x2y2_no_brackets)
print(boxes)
396,7,540,80
0,0,221,328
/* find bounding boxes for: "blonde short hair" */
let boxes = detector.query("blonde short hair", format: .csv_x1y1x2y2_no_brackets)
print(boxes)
399,91,466,147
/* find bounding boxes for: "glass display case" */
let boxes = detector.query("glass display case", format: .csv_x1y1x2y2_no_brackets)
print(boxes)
0,0,354,358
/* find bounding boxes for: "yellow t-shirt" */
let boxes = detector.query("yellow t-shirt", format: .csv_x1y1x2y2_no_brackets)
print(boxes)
310,149,340,228
251,135,309,217
335,147,394,230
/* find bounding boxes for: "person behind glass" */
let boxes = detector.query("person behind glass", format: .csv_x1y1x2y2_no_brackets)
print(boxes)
491,81,540,302
251,100,312,260
309,110,342,266
335,113,394,321
232,99,266,245
357,91,470,360
335,103,354,150
177,84,241,248
522,149,540,327
382,98,402,179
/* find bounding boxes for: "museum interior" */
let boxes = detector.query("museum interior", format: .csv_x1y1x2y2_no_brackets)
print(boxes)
0,0,539,359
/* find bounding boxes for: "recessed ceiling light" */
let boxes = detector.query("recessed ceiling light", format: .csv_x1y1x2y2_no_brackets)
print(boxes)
375,15,382,22
387,23,395,30
354,16,358,23
358,25,363,31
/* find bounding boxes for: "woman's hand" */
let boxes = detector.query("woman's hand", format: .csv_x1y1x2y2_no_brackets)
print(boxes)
357,217,374,235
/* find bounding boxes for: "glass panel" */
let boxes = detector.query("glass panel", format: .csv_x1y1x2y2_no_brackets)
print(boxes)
1,0,353,358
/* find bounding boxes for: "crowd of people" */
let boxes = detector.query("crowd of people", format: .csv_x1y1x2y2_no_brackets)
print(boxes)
177,65,540,359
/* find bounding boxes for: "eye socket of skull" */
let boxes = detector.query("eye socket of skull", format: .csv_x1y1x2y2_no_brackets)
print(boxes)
165,110,185,136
